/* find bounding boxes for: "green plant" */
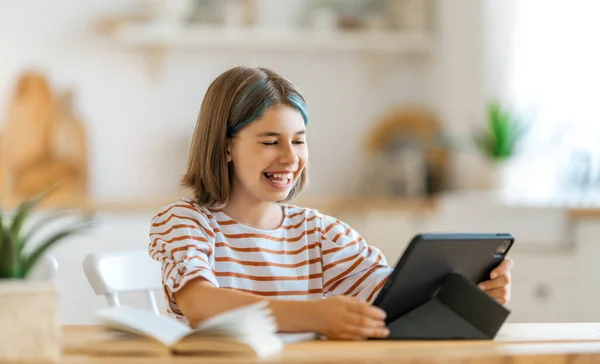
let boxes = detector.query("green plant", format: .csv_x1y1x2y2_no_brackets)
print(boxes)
0,189,93,279
473,101,526,161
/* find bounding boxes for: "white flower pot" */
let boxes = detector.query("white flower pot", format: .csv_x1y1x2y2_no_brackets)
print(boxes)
0,280,61,362
484,159,511,191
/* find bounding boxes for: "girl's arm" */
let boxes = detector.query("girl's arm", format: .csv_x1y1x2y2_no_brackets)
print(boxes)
175,278,316,332
176,277,389,339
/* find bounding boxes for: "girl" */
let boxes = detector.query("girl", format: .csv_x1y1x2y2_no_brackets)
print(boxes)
149,66,513,340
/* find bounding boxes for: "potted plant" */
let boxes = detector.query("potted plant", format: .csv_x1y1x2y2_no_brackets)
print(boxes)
0,189,92,362
472,101,527,189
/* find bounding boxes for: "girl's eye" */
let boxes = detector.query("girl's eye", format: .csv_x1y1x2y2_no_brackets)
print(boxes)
261,140,305,146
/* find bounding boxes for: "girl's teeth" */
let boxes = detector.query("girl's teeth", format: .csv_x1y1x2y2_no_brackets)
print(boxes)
267,173,291,180
265,173,292,185
272,178,289,185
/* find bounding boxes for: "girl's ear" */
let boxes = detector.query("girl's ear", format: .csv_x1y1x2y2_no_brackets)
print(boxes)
226,140,232,163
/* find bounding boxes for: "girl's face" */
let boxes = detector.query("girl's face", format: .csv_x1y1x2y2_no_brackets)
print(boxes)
227,105,308,204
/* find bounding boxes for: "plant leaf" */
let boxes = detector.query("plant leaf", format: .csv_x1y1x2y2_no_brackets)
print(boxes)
0,222,9,278
0,204,25,278
0,205,4,276
20,209,84,254
0,227,22,278
488,102,501,145
10,186,58,255
490,103,508,157
474,101,526,161
22,219,92,277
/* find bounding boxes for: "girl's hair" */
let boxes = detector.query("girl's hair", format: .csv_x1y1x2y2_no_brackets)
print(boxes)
182,66,309,209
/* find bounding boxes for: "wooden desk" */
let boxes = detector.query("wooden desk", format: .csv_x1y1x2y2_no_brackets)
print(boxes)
62,323,600,363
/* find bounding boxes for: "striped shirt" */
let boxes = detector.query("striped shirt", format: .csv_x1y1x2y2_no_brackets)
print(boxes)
148,198,392,323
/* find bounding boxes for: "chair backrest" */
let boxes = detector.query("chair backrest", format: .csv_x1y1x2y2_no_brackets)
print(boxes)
82,249,163,315
27,254,59,280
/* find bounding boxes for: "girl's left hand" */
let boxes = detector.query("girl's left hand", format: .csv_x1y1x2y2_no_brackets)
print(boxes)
478,258,513,305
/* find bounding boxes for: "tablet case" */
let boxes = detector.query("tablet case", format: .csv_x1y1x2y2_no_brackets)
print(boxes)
385,272,510,340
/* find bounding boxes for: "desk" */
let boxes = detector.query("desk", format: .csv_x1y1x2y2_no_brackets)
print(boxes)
62,323,600,363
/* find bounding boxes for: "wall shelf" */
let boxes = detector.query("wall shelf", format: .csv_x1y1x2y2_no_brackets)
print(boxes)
107,23,435,54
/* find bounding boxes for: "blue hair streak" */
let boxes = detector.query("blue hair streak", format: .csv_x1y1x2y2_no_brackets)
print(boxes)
287,94,309,125
227,81,309,137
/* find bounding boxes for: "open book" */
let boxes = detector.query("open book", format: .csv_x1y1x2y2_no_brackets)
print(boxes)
86,301,286,358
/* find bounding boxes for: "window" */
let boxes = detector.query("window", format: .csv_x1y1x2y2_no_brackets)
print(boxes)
502,1,600,204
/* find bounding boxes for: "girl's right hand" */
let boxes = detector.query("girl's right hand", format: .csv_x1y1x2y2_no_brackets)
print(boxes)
307,296,390,340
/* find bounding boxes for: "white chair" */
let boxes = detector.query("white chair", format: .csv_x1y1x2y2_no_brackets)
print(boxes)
27,254,59,280
82,249,163,315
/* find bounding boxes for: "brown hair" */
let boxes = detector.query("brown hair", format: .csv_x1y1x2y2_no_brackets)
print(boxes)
181,66,309,209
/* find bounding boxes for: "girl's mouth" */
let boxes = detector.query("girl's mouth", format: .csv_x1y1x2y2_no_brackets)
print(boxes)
263,172,294,189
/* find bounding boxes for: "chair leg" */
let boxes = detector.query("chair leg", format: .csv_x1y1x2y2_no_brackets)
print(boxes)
106,293,120,307
146,291,160,316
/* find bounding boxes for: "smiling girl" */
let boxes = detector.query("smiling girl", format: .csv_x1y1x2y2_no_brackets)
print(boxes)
148,66,513,340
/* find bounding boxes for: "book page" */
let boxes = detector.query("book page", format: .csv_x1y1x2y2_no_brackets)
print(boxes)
97,306,191,347
176,333,284,358
193,301,270,330
230,334,283,358
192,301,277,337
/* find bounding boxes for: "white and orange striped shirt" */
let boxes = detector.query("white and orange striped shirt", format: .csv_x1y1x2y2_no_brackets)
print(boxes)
148,198,392,323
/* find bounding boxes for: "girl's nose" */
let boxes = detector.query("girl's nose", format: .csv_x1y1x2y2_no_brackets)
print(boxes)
279,143,299,165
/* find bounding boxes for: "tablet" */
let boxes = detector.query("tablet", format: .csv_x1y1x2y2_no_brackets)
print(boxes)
372,233,515,325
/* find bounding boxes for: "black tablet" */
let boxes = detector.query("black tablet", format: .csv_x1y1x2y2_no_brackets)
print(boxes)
372,233,515,325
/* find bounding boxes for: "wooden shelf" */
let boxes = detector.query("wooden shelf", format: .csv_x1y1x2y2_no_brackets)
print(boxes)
567,208,600,220
107,23,435,54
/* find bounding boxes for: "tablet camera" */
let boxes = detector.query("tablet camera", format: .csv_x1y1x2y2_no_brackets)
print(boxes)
494,240,511,256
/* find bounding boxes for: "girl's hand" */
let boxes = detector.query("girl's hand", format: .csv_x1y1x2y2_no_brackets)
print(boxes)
478,257,514,304
307,296,390,340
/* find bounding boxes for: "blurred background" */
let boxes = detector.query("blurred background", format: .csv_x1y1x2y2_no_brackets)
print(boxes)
2,0,600,325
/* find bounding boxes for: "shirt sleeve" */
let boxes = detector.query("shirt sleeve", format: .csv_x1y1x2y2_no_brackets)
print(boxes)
148,202,219,315
319,213,392,303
